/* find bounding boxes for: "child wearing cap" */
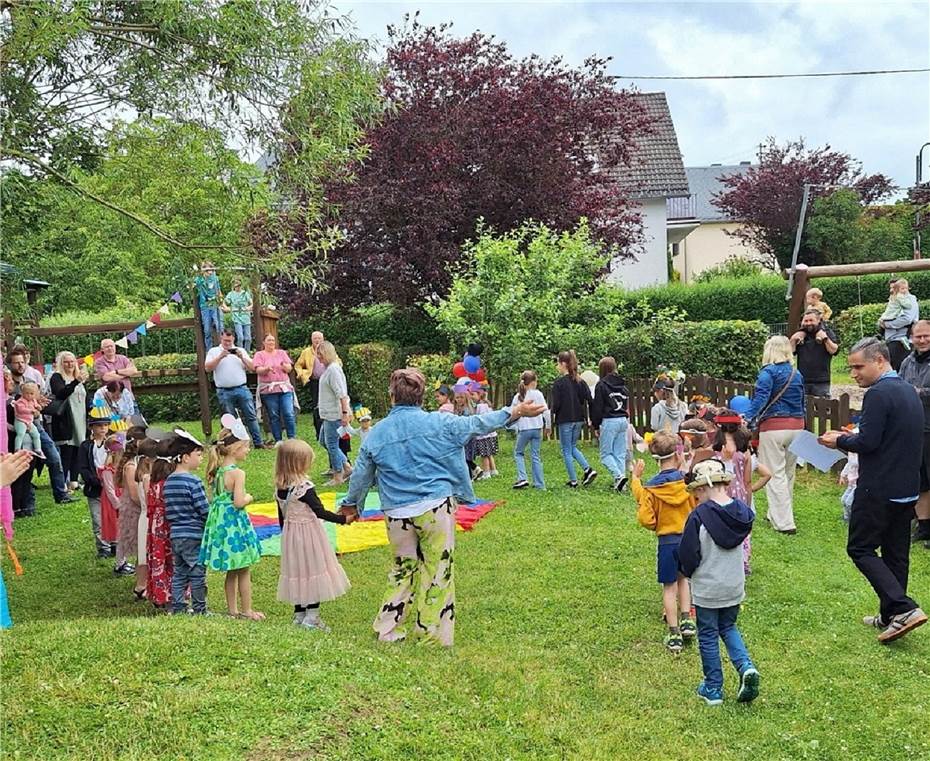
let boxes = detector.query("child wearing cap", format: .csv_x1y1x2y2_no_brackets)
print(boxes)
78,409,117,558
632,431,697,654
679,458,759,706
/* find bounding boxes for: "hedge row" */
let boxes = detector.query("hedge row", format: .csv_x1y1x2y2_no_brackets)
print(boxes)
833,300,930,351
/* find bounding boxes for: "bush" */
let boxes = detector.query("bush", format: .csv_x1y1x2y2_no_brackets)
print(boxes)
609,320,768,383
407,352,457,409
127,352,216,422
833,300,930,350
342,342,405,418
693,257,765,283
278,304,447,357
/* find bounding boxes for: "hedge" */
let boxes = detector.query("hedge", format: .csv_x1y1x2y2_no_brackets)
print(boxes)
343,342,406,418
407,352,457,410
833,300,930,351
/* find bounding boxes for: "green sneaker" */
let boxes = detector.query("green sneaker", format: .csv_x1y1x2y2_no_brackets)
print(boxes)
664,631,683,654
679,616,697,640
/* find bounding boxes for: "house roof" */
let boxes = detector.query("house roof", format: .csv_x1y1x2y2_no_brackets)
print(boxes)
607,92,690,199
685,164,754,221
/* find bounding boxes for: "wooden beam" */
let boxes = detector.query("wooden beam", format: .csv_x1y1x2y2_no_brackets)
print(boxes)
787,268,810,334
26,318,194,338
784,259,930,280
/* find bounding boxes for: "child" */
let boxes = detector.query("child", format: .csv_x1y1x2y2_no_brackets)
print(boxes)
473,383,499,478
163,430,209,615
680,458,759,706
879,278,918,326
194,260,223,351
201,416,264,620
435,385,454,414
453,385,482,480
77,411,115,558
712,411,772,576
678,418,711,474
552,350,597,488
839,430,858,523
222,277,254,352
590,357,631,493
275,439,354,631
650,377,688,434
632,432,697,654
805,287,832,322
115,436,144,593
99,434,126,574
12,382,44,457
146,437,176,611
133,437,158,600
356,407,374,445
510,370,550,490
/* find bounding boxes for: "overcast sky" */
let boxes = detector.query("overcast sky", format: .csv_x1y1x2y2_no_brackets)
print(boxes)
334,0,930,191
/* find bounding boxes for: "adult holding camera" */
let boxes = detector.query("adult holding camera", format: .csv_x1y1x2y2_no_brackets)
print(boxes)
790,308,839,398
204,330,264,448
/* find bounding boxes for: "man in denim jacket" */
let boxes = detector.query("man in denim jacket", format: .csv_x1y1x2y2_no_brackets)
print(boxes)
341,368,545,646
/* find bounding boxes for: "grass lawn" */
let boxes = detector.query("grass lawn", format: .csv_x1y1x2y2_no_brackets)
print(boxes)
2,418,929,760
831,355,854,387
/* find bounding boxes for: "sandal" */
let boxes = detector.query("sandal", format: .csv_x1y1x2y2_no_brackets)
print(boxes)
132,587,147,601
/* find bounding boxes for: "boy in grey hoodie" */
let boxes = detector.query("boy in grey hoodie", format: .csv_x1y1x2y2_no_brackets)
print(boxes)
679,458,760,706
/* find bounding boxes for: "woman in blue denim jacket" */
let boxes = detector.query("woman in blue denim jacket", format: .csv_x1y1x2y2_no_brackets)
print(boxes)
340,368,545,647
745,336,806,534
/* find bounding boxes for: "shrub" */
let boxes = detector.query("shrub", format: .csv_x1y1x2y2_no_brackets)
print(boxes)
833,300,930,351
693,256,765,283
343,342,404,418
123,352,215,422
407,352,458,409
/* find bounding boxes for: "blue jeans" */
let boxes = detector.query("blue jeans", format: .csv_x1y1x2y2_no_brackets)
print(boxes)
171,537,207,614
215,386,263,446
200,305,223,351
233,321,252,352
557,422,590,482
38,426,68,502
322,418,347,472
599,416,629,479
695,604,753,691
261,391,296,442
514,429,545,488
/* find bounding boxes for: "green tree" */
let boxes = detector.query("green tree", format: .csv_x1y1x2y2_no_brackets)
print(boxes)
427,221,613,389
1,0,382,285
2,119,269,312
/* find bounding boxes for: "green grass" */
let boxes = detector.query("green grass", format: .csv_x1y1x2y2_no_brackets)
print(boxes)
2,418,929,760
831,354,854,387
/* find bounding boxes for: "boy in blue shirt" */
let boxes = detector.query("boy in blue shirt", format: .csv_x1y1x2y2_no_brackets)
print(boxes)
680,458,760,706
195,261,223,351
163,430,209,615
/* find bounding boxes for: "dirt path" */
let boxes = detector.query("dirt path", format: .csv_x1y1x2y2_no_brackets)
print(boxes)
831,383,864,409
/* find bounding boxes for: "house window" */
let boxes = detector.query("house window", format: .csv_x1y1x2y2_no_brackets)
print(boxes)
671,242,680,257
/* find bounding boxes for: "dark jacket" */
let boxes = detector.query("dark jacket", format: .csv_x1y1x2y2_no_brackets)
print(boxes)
745,362,806,423
837,373,924,500
77,439,103,498
551,375,590,425
898,351,930,433
48,373,83,442
590,373,629,429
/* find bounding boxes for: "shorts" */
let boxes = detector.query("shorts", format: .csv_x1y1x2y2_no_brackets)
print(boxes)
474,436,499,457
920,432,930,493
656,541,681,585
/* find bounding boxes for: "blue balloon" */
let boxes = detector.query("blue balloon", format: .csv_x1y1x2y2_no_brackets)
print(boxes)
463,354,481,374
729,395,751,415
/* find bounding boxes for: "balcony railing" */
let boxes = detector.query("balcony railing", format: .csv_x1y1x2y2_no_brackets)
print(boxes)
667,194,696,220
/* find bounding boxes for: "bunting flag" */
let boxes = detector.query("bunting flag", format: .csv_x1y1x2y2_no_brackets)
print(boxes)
145,320,156,329
170,292,182,303
115,337,129,349
157,305,170,316
126,331,138,345
136,323,147,336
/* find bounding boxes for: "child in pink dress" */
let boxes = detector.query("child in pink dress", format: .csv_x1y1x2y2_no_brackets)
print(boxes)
274,439,354,631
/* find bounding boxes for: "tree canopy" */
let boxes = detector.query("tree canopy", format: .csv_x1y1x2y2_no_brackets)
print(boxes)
1,0,382,286
263,19,654,315
713,138,896,270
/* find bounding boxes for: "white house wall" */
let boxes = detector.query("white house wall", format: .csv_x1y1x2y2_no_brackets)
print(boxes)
606,197,669,290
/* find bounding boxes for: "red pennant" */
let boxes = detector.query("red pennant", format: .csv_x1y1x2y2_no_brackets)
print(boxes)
151,313,162,324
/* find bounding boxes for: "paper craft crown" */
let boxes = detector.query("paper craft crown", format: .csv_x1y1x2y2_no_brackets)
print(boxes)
356,407,372,421
220,413,249,442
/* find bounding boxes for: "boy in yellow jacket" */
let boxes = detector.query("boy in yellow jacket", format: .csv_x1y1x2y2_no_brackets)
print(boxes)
632,431,697,654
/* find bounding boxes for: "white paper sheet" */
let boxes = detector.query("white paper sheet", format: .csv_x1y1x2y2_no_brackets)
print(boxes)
788,430,846,472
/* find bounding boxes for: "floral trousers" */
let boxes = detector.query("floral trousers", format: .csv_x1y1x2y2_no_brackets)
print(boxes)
373,498,457,647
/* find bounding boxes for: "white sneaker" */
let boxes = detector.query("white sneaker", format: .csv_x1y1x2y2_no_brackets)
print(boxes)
491,470,499,477
293,611,306,626
477,471,492,480
300,611,331,632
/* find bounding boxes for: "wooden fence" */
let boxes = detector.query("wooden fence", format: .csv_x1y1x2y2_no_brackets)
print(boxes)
535,373,852,439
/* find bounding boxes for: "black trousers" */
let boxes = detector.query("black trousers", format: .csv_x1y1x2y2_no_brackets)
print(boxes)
59,444,79,484
847,489,918,622
887,340,910,372
804,382,831,398
308,378,323,439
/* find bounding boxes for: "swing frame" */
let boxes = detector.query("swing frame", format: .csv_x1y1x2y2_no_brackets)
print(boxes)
786,259,930,334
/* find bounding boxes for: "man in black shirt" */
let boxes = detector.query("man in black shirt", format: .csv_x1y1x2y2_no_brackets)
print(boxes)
821,338,926,643
790,308,839,397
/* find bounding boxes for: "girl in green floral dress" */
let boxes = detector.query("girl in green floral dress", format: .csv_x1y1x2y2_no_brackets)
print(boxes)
200,415,264,620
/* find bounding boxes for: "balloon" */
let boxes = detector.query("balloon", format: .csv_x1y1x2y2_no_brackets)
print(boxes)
463,354,481,374
467,342,483,357
473,368,487,382
729,395,752,416
452,362,467,378
467,372,479,381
